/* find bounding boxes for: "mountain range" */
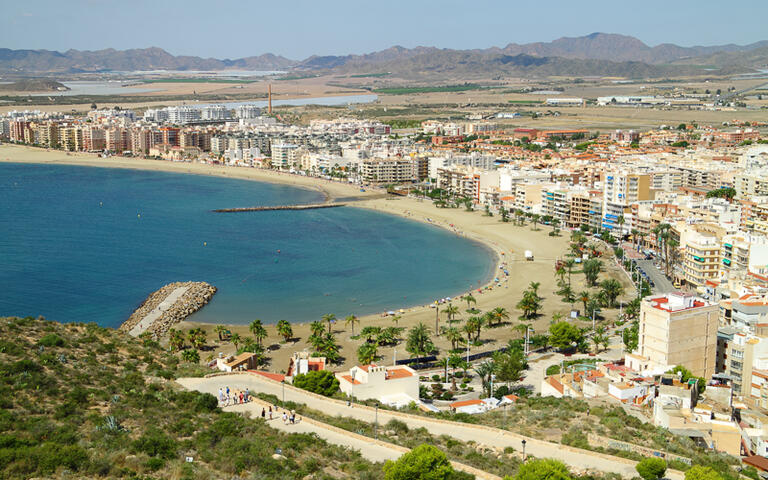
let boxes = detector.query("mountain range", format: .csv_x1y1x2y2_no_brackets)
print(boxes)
1,33,767,78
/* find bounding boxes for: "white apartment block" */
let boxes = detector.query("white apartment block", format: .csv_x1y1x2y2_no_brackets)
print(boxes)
362,158,418,183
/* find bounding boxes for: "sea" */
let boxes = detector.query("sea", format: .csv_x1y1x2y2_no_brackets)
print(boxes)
0,162,495,328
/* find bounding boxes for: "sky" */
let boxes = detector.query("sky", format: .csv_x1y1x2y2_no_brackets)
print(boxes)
2,0,768,60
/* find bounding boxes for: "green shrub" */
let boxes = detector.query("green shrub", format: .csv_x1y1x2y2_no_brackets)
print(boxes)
38,334,65,347
292,370,340,397
145,457,164,471
635,457,667,480
132,428,178,459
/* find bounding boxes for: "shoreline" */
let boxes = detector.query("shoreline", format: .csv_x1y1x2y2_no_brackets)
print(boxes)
0,143,589,371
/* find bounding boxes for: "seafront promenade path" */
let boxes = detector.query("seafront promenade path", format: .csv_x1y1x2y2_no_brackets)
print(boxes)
177,373,684,479
128,286,189,336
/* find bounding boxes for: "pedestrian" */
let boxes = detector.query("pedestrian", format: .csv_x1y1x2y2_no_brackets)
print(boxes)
245,388,250,402
282,412,288,424
268,406,273,420
239,391,244,404
261,408,266,419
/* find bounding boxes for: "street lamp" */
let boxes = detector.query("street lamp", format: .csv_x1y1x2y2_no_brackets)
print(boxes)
281,380,285,405
374,403,379,439
521,439,527,461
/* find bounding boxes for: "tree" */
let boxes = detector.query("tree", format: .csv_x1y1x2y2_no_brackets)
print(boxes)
684,466,723,480
276,319,293,343
187,328,206,350
448,353,464,378
310,320,325,338
549,321,583,352
445,327,465,351
513,459,572,480
592,326,608,353
442,304,460,324
180,348,200,363
345,314,359,335
463,294,477,310
229,332,241,350
292,370,340,397
531,214,540,231
249,319,267,346
599,279,625,308
579,291,590,313
383,444,457,480
357,342,378,364
214,325,227,341
493,349,526,388
622,320,639,352
406,323,435,360
582,259,602,287
474,359,497,397
635,457,666,480
516,285,542,320
563,259,576,287
391,315,402,326
616,215,626,237
322,313,337,334
168,329,185,352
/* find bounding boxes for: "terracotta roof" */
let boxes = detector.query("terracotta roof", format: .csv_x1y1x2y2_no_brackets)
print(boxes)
386,367,414,380
340,375,361,385
450,399,484,408
744,455,768,472
249,370,285,382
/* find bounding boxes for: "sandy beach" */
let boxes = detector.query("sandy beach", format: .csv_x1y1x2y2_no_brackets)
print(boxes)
0,144,634,372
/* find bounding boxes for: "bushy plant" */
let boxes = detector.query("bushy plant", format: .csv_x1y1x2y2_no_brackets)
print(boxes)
292,370,340,397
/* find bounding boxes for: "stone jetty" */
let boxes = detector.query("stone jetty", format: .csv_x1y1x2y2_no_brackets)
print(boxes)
213,203,345,213
120,281,216,337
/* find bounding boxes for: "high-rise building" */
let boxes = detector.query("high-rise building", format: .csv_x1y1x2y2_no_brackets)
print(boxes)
602,172,651,235
626,293,718,378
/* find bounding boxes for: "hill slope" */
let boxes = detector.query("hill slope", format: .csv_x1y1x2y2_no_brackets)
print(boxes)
0,316,382,479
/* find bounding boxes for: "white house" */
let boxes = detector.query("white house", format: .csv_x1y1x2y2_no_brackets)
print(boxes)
337,364,418,407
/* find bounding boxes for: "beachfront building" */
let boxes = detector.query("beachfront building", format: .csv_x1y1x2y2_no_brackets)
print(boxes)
361,158,418,183
271,143,299,169
286,351,326,380
625,293,718,378
337,364,418,407
215,352,260,372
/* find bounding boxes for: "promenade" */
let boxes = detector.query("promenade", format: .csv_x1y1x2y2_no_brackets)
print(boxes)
177,372,684,479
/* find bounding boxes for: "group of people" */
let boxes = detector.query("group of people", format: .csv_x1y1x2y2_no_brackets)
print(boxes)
218,386,251,406
260,405,301,425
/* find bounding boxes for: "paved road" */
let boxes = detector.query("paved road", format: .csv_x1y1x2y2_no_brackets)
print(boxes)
635,259,675,294
178,373,683,479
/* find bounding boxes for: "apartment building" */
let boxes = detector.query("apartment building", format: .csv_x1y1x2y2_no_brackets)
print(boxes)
59,126,83,152
602,172,651,235
736,172,768,199
626,293,718,378
567,190,602,229
271,143,300,169
166,106,201,125
540,186,570,225
682,231,722,289
361,158,418,183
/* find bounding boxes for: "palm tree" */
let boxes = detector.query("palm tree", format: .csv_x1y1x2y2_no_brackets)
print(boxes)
181,349,200,363
531,214,540,231
345,314,359,335
528,281,541,295
579,291,590,313
437,357,449,382
276,320,293,343
322,313,337,334
357,342,378,364
391,315,402,327
230,332,241,351
491,306,510,326
616,215,626,238
442,304,460,325
406,323,435,362
599,279,625,308
564,259,576,287
445,327,465,350
474,360,497,397
463,294,477,310
188,328,206,350
448,353,463,379
169,328,185,352
249,319,267,347
310,320,325,338
462,322,476,346
214,325,227,341
592,326,608,353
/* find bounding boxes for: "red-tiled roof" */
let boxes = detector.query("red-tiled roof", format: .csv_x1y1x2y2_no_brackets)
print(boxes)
450,399,484,408
250,370,285,382
340,375,361,385
744,455,768,472
386,367,414,380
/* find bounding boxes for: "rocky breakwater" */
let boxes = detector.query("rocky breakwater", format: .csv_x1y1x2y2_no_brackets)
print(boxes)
119,281,217,337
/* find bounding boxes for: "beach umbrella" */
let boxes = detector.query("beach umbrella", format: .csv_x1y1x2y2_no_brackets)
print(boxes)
387,311,395,315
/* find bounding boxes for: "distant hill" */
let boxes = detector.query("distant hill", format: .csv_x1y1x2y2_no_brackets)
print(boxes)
0,47,296,74
1,34,767,79
0,78,69,91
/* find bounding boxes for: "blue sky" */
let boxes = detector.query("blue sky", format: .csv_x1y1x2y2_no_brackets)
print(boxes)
2,0,767,59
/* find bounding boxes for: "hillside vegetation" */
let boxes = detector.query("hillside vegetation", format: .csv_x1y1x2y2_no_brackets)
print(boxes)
0,316,384,479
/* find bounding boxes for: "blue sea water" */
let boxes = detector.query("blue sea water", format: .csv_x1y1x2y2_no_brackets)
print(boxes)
0,162,495,327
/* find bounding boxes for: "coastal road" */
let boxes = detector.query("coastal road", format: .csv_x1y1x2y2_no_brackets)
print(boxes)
178,373,683,479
